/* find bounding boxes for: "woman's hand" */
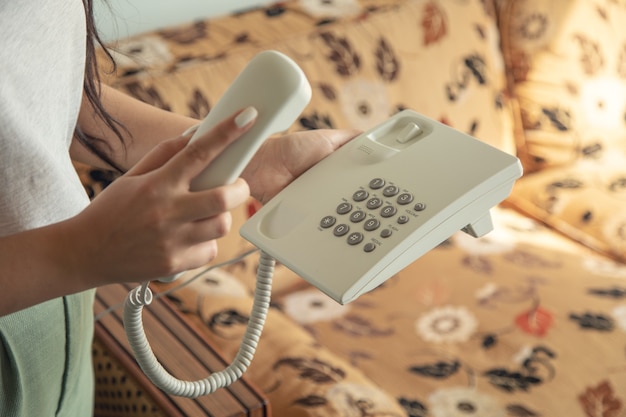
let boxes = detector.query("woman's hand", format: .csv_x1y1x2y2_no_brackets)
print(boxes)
68,108,257,286
241,129,360,204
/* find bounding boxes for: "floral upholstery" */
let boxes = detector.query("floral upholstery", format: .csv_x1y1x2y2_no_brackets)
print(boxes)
98,0,513,152
496,0,626,263
168,206,626,417
86,0,626,416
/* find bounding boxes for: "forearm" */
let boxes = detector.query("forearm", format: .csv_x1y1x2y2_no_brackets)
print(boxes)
1,108,256,317
72,84,199,170
0,220,91,316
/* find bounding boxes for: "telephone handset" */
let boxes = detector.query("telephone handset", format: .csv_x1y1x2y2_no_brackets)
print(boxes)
123,50,522,398
240,110,523,304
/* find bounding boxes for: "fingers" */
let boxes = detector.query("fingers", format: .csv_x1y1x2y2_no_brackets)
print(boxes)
180,212,233,247
174,178,250,222
162,106,258,186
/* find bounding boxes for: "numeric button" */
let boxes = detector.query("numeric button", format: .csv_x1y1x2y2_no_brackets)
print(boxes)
336,202,352,214
380,205,397,218
397,193,414,205
364,218,381,231
366,198,383,210
350,211,366,223
383,185,400,197
333,224,350,236
369,178,385,189
353,190,369,202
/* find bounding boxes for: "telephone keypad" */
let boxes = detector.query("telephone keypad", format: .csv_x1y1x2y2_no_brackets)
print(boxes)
322,178,425,252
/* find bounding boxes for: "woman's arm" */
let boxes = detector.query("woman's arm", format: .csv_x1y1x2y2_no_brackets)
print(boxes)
72,84,359,203
0,110,255,316
71,84,199,171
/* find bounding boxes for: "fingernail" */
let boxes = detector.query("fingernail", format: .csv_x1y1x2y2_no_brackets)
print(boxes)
182,124,200,137
235,106,258,128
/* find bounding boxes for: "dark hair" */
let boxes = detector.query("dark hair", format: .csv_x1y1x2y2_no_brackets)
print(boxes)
77,0,128,173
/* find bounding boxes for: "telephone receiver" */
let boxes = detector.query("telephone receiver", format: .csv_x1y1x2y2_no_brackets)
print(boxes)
123,50,523,398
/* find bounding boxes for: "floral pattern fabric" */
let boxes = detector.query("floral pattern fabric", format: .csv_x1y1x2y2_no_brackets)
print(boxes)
83,0,626,416
166,205,626,417
97,0,514,154
496,0,626,262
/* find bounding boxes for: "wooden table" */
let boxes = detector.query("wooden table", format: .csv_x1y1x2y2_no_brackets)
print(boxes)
93,283,270,417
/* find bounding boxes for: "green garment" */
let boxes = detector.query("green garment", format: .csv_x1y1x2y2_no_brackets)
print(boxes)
0,290,95,417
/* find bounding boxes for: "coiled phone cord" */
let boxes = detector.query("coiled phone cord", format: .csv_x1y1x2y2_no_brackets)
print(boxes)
123,251,275,398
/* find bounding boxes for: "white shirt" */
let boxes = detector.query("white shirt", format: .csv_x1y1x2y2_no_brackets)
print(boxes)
0,0,90,235
0,1,95,416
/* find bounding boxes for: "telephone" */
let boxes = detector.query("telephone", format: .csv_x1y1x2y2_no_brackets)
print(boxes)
122,50,523,398
241,109,522,304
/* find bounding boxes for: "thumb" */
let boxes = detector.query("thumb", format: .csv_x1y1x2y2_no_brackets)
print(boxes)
319,129,361,150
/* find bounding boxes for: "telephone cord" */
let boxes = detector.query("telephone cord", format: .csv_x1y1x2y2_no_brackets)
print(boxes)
123,251,275,398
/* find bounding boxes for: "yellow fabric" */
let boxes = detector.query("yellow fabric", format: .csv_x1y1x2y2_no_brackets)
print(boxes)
498,0,626,262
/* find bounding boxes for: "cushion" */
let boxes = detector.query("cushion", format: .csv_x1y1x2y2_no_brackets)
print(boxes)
164,206,626,416
164,275,406,417
101,0,515,153
496,0,626,171
270,207,626,416
497,0,626,262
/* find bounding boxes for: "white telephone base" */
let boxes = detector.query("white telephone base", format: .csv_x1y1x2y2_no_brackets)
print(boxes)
241,110,523,304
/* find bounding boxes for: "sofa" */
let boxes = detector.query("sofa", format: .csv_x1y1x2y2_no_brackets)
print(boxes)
84,0,626,415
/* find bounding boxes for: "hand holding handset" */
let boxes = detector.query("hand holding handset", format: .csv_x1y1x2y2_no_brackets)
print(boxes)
157,50,312,283
123,50,311,398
